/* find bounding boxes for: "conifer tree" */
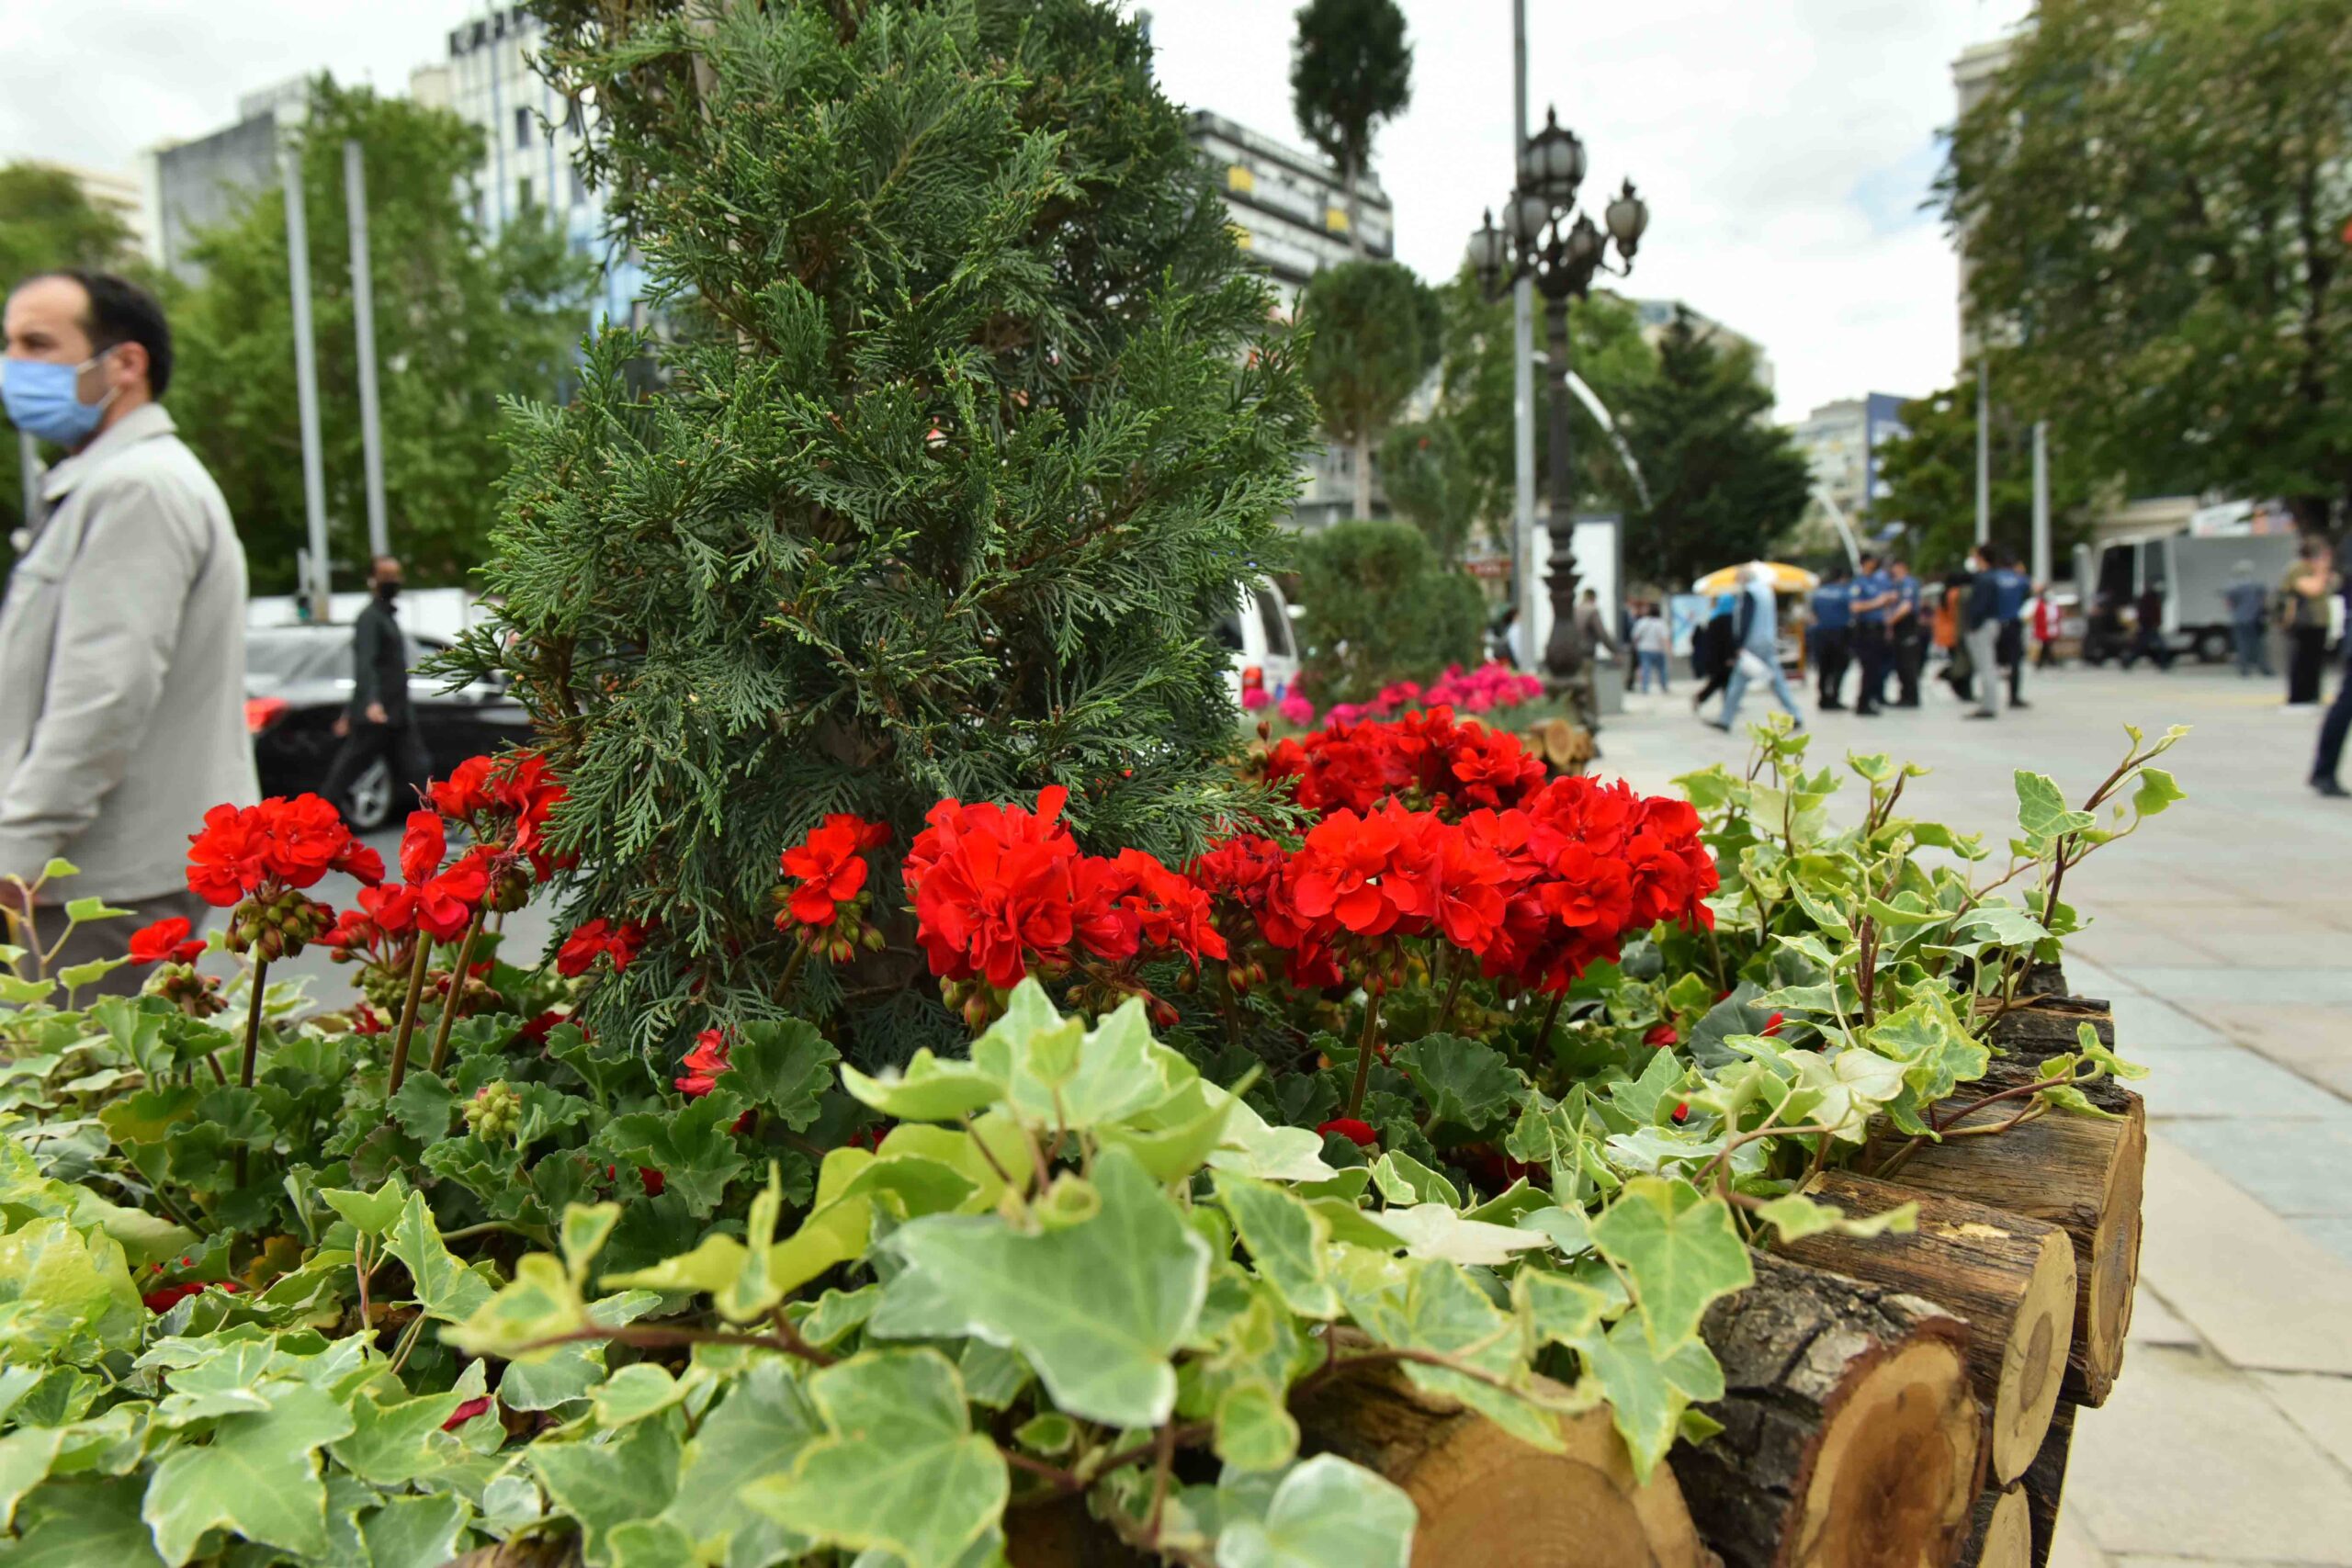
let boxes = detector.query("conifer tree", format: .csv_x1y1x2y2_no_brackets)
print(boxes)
454,0,1316,1060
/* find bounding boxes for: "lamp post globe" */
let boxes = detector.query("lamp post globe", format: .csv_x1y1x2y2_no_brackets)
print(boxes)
1466,210,1507,291
1521,107,1586,208
1604,178,1650,259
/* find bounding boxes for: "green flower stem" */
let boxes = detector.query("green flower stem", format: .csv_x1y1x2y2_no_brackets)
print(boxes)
1342,991,1385,1119
384,941,434,1099
772,942,808,1005
426,912,487,1076
1536,990,1566,1060
232,957,270,1187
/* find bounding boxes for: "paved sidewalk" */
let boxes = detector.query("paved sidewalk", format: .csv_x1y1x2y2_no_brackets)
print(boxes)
1597,659,2352,1567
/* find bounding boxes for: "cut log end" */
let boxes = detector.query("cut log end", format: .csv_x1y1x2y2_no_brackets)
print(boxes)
1989,1227,2075,1484
1784,1336,1984,1568
1296,1362,1711,1568
2081,1112,2146,1404
1960,1485,2032,1568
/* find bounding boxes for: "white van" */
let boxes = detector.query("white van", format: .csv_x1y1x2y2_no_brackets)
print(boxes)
1213,577,1302,710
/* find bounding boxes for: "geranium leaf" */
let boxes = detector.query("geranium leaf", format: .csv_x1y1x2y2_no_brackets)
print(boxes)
871,1146,1208,1428
387,1072,457,1142
745,1348,1008,1568
141,1383,357,1564
718,1020,839,1132
603,1096,750,1218
1589,1177,1753,1351
1394,1034,1520,1131
319,1175,410,1238
1214,1454,1416,1568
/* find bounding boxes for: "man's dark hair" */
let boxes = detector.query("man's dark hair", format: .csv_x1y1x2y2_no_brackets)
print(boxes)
21,270,173,399
1859,552,1880,570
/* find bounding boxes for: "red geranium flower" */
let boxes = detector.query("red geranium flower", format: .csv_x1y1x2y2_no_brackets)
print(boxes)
905,787,1080,989
675,1030,729,1098
1317,1118,1379,1148
779,814,889,930
555,918,649,978
1644,1023,1679,1047
185,804,273,907
141,1279,242,1313
441,1394,494,1431
127,916,206,965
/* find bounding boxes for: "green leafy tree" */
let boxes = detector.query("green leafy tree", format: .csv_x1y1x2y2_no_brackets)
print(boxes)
1297,520,1484,704
1426,274,1657,547
166,77,594,592
1290,0,1413,257
1378,414,1482,567
0,164,143,551
1299,258,1440,521
1946,0,2352,528
1873,375,2094,574
461,0,1317,1057
1616,308,1809,590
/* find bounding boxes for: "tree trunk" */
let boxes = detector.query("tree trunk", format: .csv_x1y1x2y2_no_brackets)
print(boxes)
1775,1171,2074,1483
1671,1251,1983,1568
1294,1355,1713,1567
1866,1067,2144,1407
2018,1403,2076,1568
1354,424,1374,521
1344,144,1365,259
1957,1484,2031,1568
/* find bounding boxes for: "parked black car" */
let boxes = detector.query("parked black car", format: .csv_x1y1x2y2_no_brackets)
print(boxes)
244,626,534,829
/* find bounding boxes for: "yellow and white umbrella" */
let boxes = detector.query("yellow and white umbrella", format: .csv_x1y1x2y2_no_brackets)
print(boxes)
1691,561,1819,596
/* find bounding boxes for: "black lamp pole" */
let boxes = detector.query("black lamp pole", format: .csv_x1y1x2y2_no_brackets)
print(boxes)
1469,112,1648,681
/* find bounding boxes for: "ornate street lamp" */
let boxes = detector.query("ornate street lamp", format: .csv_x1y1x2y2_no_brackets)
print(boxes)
1464,107,1647,690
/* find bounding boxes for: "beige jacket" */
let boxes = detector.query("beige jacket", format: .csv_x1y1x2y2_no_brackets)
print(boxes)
0,404,256,899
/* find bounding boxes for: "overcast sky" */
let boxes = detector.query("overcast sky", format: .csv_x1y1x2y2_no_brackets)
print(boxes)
5,0,2030,423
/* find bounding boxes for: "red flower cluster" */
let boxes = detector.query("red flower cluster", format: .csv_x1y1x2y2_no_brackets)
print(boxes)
427,751,569,878
1262,708,1548,819
185,795,383,907
357,813,493,942
556,917,650,978
127,917,206,966
780,814,889,929
141,1279,242,1314
905,786,1227,993
674,1029,729,1098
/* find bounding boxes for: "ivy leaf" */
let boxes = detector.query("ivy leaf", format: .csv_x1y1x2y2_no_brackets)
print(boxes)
1575,1315,1724,1481
871,1146,1208,1428
2015,770,2095,850
526,1416,682,1562
1216,1174,1340,1319
593,1363,686,1427
1393,1034,1519,1132
1754,1193,1918,1244
1214,1454,1416,1568
359,1493,471,1568
744,1348,1008,1568
387,1192,494,1324
0,1427,64,1532
1369,1151,1459,1209
718,1020,838,1132
1214,1382,1300,1473
141,1383,358,1564
839,1050,1000,1122
603,1096,750,1218
2130,765,2186,818
970,989,1183,1130
330,1366,487,1486
0,1218,144,1364
1589,1176,1753,1351
8,1476,164,1568
658,1359,819,1567
319,1175,410,1238
1608,1047,1684,1125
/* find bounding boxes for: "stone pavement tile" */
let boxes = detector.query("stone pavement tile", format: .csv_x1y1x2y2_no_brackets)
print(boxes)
2124,1285,2199,1349
2104,995,2228,1050
2067,925,2228,971
2127,1045,2351,1122
2124,900,2349,938
2136,1137,2352,1374
2048,1512,2109,1568
2256,1371,2352,1474
2187,930,2352,970
2159,1119,2352,1216
2110,965,2352,1006
2064,1347,2352,1562
2293,1216,2352,1270
2063,955,2149,1001
2197,1004,2352,1100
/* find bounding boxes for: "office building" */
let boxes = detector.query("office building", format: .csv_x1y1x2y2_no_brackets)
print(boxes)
142,77,311,279
1626,296,1775,394
1791,392,1912,525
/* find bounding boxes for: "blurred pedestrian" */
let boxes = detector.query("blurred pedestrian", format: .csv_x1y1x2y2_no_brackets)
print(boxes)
1887,559,1925,708
1690,592,1737,710
0,270,254,993
2313,634,2352,798
2282,537,2338,705
1709,563,1804,733
1563,586,1616,734
1631,602,1670,694
1962,544,2003,720
2222,559,2274,678
1810,565,1854,710
1993,546,2033,707
1849,552,1894,717
2121,582,2173,671
2032,589,2060,670
321,557,430,825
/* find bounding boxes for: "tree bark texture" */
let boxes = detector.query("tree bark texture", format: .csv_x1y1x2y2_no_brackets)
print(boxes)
1957,1484,2032,1568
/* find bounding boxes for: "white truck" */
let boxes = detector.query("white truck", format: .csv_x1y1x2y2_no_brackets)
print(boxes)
2074,529,2302,664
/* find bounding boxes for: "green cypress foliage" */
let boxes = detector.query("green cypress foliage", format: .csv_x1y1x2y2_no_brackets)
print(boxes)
458,0,1316,1060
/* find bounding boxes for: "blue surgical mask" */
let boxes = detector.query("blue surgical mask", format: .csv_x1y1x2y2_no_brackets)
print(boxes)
1,350,117,446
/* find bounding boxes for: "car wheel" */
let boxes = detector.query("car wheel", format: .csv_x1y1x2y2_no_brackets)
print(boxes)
346,759,395,832
2193,628,2231,664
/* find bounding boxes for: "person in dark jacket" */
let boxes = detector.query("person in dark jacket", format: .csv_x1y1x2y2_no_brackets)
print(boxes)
1810,566,1854,710
1689,592,1738,710
321,557,430,823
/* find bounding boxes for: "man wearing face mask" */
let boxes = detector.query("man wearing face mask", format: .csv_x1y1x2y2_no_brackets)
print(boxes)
0,270,253,989
320,557,428,826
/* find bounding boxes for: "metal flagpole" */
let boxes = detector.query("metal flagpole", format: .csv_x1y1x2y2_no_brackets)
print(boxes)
1974,357,1991,547
2030,420,2051,585
344,140,389,561
1511,0,1538,665
283,144,334,623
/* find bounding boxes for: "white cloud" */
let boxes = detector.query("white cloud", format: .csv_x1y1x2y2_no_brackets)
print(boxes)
3,0,2031,422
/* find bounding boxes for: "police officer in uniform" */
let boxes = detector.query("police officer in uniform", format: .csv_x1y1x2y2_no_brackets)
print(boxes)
1992,547,2033,709
1887,559,1925,708
1849,553,1894,717
1809,566,1854,710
